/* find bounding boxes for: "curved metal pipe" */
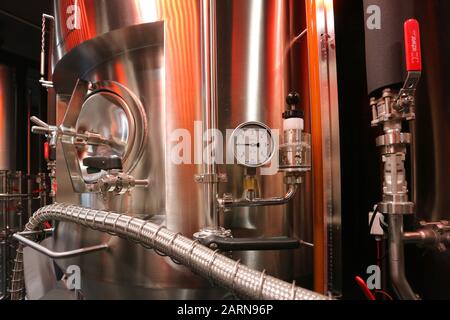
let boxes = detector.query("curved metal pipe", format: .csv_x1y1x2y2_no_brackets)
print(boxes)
11,203,329,300
218,185,298,209
12,233,108,259
387,215,419,300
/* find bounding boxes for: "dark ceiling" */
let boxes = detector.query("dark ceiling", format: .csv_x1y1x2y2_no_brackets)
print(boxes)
0,0,52,61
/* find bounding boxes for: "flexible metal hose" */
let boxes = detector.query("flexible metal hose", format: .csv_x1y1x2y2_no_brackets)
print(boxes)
11,203,329,300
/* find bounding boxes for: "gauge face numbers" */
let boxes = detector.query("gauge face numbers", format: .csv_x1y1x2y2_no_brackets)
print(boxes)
232,122,275,167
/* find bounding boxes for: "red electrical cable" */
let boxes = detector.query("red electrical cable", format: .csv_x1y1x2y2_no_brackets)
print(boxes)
375,290,394,301
355,276,376,301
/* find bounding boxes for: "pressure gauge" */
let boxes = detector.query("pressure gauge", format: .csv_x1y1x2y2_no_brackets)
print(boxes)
230,122,275,168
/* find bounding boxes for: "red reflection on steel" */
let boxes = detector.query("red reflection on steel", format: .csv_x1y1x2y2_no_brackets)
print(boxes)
57,0,97,53
113,62,128,85
158,0,201,124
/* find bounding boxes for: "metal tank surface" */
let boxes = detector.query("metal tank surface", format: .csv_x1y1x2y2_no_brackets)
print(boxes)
216,0,309,283
33,0,313,299
407,0,450,299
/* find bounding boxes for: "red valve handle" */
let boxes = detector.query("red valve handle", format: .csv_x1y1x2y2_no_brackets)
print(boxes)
404,19,422,72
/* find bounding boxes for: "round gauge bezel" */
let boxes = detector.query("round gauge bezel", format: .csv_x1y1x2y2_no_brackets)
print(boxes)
229,121,275,168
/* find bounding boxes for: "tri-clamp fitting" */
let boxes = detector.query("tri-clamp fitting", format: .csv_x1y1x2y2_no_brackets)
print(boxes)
94,172,149,195
83,156,148,196
372,97,415,215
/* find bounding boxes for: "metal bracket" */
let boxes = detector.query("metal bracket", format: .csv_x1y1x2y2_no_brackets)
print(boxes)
320,33,335,59
398,71,421,98
40,14,55,89
13,233,108,259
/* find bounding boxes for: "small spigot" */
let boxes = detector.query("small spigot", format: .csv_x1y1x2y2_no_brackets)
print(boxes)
97,173,149,195
83,156,149,195
31,116,122,149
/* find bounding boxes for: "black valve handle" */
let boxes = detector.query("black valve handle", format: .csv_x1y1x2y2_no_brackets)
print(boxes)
200,236,300,251
284,92,304,119
83,156,123,174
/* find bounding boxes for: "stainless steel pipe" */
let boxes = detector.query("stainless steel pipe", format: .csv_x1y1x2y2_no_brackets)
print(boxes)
218,185,299,209
387,215,419,300
11,203,329,300
403,231,429,244
200,0,221,232
12,233,108,259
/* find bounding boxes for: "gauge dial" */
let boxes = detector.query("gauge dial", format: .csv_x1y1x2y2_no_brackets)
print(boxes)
231,122,275,167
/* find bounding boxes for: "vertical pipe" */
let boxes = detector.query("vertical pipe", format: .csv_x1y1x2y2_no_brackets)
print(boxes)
200,0,219,231
0,238,4,300
27,91,33,226
306,0,326,294
0,172,7,299
409,121,417,204
27,90,31,176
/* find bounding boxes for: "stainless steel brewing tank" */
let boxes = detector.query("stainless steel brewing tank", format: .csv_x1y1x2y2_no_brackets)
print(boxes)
45,0,311,299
